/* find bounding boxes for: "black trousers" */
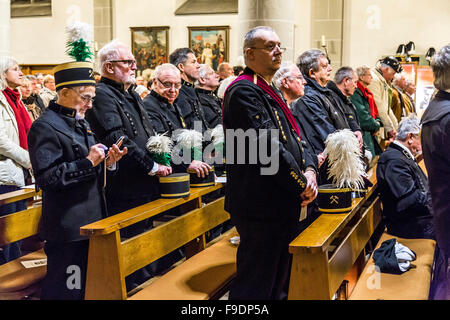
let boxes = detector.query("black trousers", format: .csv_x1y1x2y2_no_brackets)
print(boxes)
41,240,89,300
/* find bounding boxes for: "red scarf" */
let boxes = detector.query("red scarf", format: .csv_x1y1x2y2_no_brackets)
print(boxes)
225,71,301,138
2,88,32,150
357,81,379,119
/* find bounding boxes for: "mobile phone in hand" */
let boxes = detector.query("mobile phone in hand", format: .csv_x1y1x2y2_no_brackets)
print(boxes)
114,136,125,148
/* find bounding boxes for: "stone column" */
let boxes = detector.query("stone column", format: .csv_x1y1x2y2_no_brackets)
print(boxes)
0,0,11,56
238,0,295,62
94,0,113,68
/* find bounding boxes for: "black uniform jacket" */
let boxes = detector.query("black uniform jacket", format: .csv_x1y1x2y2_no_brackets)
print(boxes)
85,77,159,207
28,101,106,242
291,77,350,154
421,90,450,249
222,68,316,221
376,142,434,239
326,80,361,132
195,88,223,128
176,80,209,132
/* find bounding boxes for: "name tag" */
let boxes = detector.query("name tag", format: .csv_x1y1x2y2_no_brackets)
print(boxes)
21,259,47,269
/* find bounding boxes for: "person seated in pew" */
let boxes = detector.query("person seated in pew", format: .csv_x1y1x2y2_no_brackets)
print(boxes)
195,64,223,129
376,114,434,240
27,60,127,300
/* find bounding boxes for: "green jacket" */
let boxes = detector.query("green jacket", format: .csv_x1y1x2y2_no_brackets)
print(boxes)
350,88,382,157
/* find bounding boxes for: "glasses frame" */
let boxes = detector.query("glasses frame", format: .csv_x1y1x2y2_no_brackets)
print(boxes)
69,87,95,104
250,44,286,53
156,77,182,90
107,59,137,67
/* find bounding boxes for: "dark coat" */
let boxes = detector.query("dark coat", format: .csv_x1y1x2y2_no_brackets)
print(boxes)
195,88,223,128
222,69,315,222
85,77,160,214
376,142,434,239
27,101,106,242
326,81,361,132
176,80,209,132
421,90,450,252
291,77,350,154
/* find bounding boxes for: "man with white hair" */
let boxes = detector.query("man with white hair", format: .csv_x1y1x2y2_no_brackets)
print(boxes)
421,44,450,300
368,56,403,140
195,64,222,128
391,72,414,122
376,114,433,239
222,26,317,299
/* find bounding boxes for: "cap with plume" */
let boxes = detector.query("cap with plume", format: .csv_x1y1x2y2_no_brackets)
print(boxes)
211,124,225,156
65,21,94,62
175,129,203,161
324,129,366,189
146,133,173,167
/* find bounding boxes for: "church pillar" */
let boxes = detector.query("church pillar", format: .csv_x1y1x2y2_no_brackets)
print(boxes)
238,0,295,62
0,0,11,56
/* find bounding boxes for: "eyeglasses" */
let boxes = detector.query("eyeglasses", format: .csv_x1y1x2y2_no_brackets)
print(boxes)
69,88,95,103
108,59,137,67
250,44,286,53
157,78,182,90
287,76,304,82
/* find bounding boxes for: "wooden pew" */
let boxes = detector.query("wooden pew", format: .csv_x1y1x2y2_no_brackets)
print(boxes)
81,183,238,300
0,187,44,300
288,165,382,300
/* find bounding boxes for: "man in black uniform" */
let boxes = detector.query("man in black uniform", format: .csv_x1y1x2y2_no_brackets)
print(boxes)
169,48,209,132
222,26,318,300
143,63,212,177
85,41,172,289
27,61,127,299
195,64,222,129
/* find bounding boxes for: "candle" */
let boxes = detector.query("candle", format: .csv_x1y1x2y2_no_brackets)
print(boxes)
321,35,326,47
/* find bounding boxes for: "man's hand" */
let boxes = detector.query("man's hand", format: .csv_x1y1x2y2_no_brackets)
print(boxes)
317,152,327,168
155,165,172,177
105,144,128,167
188,160,212,178
354,130,363,150
87,144,106,167
300,169,318,207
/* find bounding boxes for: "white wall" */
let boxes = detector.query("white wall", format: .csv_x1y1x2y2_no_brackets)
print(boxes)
293,0,312,63
11,0,94,64
343,0,450,68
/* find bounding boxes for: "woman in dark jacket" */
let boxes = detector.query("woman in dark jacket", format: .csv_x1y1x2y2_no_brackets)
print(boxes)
350,66,383,159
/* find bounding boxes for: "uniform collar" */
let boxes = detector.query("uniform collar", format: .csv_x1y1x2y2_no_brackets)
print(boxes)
100,76,126,92
392,140,415,160
195,88,215,95
181,79,195,88
48,100,77,118
150,89,171,105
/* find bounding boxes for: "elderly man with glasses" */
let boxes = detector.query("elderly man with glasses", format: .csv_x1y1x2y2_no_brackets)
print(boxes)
85,40,172,290
27,60,127,299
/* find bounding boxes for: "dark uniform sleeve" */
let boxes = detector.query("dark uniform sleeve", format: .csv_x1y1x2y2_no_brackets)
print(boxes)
345,102,362,132
384,159,430,214
227,85,307,197
28,121,97,191
87,86,155,174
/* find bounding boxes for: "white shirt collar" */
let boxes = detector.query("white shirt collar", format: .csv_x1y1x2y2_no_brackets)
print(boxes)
392,140,415,160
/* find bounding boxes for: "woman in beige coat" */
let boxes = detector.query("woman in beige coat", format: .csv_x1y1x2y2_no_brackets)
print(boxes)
0,56,32,264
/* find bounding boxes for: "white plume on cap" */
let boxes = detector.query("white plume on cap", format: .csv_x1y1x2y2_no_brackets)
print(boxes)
324,129,366,189
211,124,224,144
175,129,203,149
146,133,173,154
66,21,93,43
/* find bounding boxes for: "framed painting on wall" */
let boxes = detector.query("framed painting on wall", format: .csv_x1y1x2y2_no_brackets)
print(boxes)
130,26,169,78
188,26,229,71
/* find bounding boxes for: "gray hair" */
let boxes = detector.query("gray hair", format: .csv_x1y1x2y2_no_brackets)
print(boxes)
169,47,194,69
396,113,421,141
0,56,18,91
296,49,327,78
97,39,124,74
197,64,211,80
43,74,54,85
356,65,370,79
431,44,450,91
273,62,296,90
393,72,405,85
26,74,37,81
334,66,355,84
153,63,180,79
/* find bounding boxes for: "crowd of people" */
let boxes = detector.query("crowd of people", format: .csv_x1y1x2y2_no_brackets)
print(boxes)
0,25,449,300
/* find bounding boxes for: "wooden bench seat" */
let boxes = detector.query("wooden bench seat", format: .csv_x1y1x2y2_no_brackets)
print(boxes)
129,228,238,300
349,232,436,300
0,188,43,300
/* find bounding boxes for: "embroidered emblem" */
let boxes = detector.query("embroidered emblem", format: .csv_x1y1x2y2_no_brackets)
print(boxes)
330,195,339,205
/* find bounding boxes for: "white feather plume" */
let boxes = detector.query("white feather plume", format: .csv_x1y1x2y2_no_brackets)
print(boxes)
211,124,224,144
175,129,203,149
66,21,93,43
324,129,366,189
146,133,173,154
